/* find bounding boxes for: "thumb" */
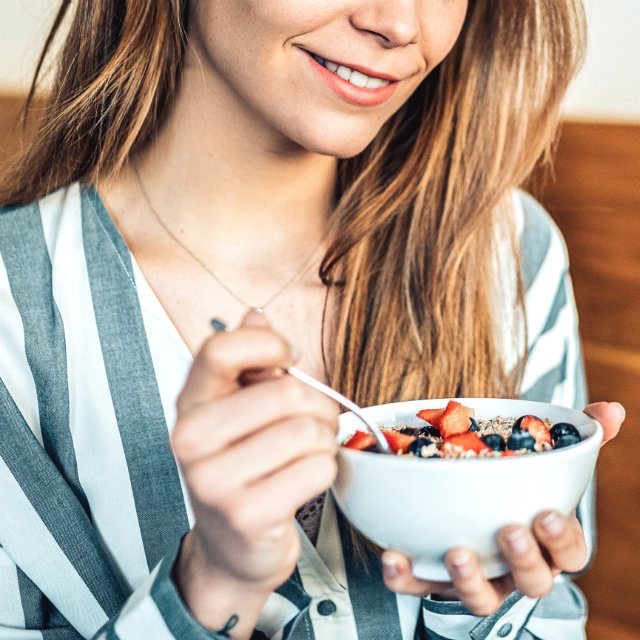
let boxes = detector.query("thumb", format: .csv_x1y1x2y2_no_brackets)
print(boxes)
240,308,272,329
583,401,625,446
237,310,287,386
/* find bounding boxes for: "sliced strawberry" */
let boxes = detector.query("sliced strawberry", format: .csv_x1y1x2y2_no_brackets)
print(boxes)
438,401,474,438
442,432,490,454
416,408,445,426
517,415,551,446
343,431,377,451
502,449,517,457
383,431,416,454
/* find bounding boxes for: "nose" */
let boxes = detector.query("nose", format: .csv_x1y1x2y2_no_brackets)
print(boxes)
350,1,420,48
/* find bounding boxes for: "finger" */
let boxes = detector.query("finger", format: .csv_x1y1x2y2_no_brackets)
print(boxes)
583,402,625,446
177,326,296,414
189,415,338,489
444,549,505,615
173,375,339,465
240,309,272,329
239,452,339,527
381,549,452,597
532,511,588,573
236,311,290,385
497,526,554,599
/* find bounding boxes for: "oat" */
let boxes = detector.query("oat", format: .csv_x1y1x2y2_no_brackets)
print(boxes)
421,442,440,457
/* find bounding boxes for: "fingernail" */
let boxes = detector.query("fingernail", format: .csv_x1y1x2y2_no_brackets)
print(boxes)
540,512,565,537
210,318,228,332
382,558,399,580
504,529,529,555
611,402,626,423
448,551,473,578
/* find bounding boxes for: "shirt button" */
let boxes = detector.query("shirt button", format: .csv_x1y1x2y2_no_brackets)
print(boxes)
317,599,337,616
497,622,513,637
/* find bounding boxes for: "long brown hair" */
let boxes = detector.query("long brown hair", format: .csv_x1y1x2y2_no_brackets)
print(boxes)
1,1,585,407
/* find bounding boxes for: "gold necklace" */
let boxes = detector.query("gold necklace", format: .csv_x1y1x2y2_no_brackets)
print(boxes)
133,163,323,313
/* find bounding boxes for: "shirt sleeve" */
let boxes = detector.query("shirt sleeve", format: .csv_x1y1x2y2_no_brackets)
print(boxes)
0,539,232,640
94,538,232,640
419,576,587,640
419,591,538,640
518,195,595,574
0,370,242,640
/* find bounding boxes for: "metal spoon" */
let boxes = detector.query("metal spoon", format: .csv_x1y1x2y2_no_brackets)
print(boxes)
210,318,392,454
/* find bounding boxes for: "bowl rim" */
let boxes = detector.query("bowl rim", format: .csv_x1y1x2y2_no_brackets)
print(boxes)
338,397,603,464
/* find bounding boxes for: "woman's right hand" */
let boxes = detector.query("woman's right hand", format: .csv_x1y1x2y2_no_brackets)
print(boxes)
171,310,339,633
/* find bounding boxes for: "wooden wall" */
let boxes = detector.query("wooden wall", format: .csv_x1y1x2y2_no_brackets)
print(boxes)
0,93,30,166
538,121,640,639
1,96,639,637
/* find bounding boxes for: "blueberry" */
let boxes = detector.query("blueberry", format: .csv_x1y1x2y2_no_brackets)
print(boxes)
554,434,581,449
506,428,536,451
419,425,441,439
407,437,438,457
398,426,420,437
549,423,580,445
469,417,479,432
481,433,506,451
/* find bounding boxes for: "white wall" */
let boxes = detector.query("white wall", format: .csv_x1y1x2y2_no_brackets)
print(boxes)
0,0,60,93
563,0,640,121
1,0,639,121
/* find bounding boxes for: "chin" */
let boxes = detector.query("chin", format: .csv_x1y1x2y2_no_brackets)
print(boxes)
306,138,373,159
284,118,382,159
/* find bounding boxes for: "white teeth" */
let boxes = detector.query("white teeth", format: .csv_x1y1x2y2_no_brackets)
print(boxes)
312,51,392,88
348,70,369,88
336,65,352,81
365,77,386,89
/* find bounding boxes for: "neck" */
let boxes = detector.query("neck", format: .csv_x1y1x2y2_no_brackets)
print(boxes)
108,57,338,272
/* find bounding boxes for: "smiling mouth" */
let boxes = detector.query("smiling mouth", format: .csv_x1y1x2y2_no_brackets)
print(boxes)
303,50,397,89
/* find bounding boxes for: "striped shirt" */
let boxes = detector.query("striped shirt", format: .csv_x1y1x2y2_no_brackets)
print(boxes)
0,184,591,639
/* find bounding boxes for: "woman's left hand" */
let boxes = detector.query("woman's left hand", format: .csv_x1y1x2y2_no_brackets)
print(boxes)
381,401,626,615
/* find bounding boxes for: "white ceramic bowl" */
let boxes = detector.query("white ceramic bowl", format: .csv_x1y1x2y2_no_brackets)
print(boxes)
332,398,602,581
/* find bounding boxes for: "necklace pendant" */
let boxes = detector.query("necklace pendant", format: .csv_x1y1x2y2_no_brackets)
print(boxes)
252,307,265,314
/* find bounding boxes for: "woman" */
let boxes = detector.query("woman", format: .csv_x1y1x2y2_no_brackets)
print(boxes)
0,1,625,638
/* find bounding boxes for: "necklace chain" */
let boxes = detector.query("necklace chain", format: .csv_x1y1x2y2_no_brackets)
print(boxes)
133,163,322,312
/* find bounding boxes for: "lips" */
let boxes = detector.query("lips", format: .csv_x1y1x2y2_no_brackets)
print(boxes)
300,47,399,82
298,47,400,107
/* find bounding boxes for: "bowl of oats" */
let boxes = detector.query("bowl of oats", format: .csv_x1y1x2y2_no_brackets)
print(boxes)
332,397,602,581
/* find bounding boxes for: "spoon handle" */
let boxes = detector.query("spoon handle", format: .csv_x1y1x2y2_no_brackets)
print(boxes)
286,367,392,454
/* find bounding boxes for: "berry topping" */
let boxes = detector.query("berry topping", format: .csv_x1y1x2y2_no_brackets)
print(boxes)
442,432,490,454
416,408,444,426
419,425,442,439
554,434,582,449
343,431,377,451
549,422,580,445
383,431,416,454
342,408,584,459
513,415,551,445
407,437,439,458
480,433,506,451
506,428,536,451
439,401,475,438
